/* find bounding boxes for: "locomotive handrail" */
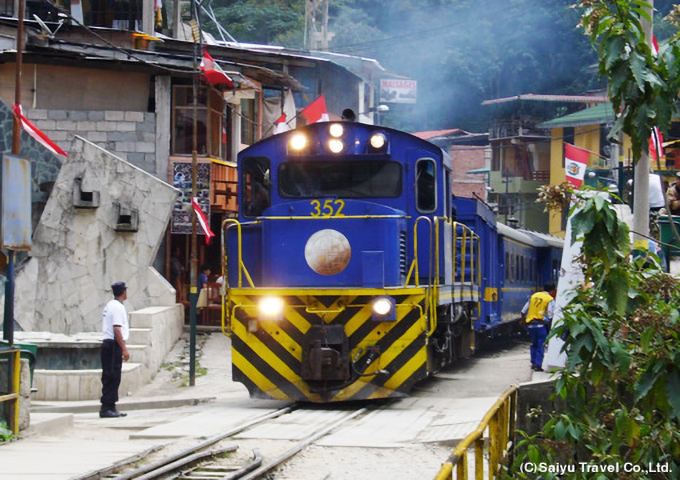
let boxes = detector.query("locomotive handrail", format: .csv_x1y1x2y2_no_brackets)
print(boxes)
408,216,436,335
221,219,256,336
434,385,517,480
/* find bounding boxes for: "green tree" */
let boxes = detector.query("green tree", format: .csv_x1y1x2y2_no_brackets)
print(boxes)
207,0,305,47
507,193,680,479
579,0,680,159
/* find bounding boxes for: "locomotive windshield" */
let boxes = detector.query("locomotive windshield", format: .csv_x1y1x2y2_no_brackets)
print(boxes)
278,160,402,198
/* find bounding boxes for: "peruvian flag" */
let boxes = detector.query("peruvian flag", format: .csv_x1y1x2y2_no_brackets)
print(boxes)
300,95,329,124
649,127,664,163
12,105,67,157
200,50,233,88
192,197,215,244
564,143,589,188
274,113,289,134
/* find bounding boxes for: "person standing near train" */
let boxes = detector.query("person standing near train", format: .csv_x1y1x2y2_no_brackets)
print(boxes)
521,283,557,372
100,281,130,418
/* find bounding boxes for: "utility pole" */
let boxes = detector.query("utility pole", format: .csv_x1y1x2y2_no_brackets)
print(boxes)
3,0,25,346
305,0,333,50
188,0,202,387
633,0,653,245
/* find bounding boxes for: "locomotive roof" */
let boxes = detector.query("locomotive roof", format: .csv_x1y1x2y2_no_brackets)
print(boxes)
497,223,564,249
239,121,448,167
519,229,565,249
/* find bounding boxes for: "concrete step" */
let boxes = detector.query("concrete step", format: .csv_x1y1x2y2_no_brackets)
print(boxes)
23,412,74,436
127,344,148,365
128,327,152,345
32,363,144,401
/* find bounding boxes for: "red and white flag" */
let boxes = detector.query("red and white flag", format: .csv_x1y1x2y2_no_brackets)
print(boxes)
200,50,233,88
192,197,215,244
564,143,589,188
649,126,664,163
274,113,289,134
300,95,329,124
12,105,67,157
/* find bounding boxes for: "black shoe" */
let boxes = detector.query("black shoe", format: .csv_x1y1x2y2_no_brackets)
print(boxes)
99,409,127,418
532,366,544,372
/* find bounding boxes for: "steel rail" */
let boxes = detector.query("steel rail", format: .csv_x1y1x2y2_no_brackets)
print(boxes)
238,407,369,480
112,406,294,480
136,446,237,480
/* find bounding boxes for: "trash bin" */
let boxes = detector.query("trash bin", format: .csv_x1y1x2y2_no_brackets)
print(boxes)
658,215,680,262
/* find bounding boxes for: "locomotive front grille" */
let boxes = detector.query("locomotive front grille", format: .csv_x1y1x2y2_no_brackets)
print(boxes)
399,230,407,279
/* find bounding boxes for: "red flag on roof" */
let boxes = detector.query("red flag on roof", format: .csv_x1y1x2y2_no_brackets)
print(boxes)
564,143,589,188
12,105,68,157
200,50,233,88
192,197,215,244
300,95,329,124
274,113,289,134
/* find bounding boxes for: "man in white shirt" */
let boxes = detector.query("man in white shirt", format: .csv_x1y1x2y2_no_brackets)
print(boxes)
100,281,130,418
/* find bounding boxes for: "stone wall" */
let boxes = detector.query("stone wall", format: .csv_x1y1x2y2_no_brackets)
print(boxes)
0,100,62,223
14,136,179,334
25,109,157,176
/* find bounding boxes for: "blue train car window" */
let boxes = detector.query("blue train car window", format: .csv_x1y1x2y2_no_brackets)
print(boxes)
242,156,271,217
278,160,402,198
416,159,436,212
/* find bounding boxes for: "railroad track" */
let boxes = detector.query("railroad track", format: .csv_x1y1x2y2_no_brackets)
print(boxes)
74,404,370,480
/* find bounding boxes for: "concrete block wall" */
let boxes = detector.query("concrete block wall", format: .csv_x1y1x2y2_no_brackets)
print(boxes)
31,304,183,401
26,109,157,176
129,304,184,378
15,137,178,334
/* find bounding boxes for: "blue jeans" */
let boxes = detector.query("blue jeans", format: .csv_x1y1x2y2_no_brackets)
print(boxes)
528,325,548,368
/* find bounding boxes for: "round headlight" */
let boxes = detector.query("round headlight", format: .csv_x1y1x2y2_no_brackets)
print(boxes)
259,296,284,318
370,133,386,149
290,133,308,151
372,297,392,316
329,123,344,138
328,139,344,153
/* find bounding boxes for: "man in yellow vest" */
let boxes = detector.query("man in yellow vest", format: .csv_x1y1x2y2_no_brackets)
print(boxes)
521,283,557,372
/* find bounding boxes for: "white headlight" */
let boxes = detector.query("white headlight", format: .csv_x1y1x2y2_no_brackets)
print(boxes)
370,133,386,149
290,133,308,151
328,139,344,153
329,123,344,138
372,298,392,316
259,297,284,318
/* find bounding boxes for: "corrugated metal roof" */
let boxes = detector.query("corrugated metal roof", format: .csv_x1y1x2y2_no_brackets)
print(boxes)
482,94,609,105
537,103,615,129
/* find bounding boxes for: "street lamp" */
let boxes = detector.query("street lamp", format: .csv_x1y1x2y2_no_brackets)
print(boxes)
350,104,389,125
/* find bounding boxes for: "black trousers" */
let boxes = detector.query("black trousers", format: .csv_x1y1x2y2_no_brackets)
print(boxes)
100,339,122,409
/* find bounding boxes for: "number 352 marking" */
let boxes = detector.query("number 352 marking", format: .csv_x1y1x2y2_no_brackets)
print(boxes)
310,199,345,217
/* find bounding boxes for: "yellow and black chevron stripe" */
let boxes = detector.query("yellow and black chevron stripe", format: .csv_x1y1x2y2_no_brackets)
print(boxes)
228,287,428,402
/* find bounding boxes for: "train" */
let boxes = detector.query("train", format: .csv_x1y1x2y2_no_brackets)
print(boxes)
220,118,562,403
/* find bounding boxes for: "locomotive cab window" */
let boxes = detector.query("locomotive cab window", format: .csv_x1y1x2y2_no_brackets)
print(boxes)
242,157,271,217
279,160,402,198
416,159,437,213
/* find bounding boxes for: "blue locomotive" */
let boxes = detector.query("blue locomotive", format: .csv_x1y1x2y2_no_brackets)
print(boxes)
221,119,562,402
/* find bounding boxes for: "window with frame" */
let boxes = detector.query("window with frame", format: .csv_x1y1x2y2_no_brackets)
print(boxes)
242,156,271,218
173,85,225,158
241,98,259,146
416,158,437,213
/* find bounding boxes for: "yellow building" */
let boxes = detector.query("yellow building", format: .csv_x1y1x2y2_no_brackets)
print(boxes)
538,103,677,237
